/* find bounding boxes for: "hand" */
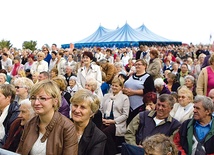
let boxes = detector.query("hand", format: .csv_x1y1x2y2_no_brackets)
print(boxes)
102,119,115,126
123,88,133,96
145,105,152,111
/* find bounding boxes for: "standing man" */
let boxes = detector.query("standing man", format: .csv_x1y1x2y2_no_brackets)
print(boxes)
174,95,214,155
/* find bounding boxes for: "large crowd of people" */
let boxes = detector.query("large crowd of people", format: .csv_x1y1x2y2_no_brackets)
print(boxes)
0,43,214,155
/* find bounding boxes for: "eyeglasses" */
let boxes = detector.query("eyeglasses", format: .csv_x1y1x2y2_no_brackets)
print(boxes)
30,96,53,103
38,55,43,57
178,95,186,99
135,63,143,66
15,86,25,89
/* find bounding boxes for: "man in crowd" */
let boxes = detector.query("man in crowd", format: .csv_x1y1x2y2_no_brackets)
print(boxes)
174,95,214,155
99,59,117,84
125,94,181,146
38,71,50,81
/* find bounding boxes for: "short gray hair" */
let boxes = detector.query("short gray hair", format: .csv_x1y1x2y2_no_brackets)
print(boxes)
194,95,214,115
20,99,35,116
154,78,164,87
185,75,195,84
158,94,175,108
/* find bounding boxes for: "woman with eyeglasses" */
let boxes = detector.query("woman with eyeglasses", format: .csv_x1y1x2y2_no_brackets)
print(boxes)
170,86,194,123
17,80,78,155
123,59,155,125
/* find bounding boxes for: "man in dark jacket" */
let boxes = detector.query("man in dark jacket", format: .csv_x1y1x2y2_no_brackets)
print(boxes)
174,95,214,155
125,94,181,146
0,84,19,148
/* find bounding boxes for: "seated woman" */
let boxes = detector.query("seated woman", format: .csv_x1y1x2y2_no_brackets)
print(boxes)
70,89,107,155
142,134,178,155
2,99,35,152
50,68,58,79
100,77,130,155
170,86,194,123
52,76,70,118
165,72,180,92
143,92,157,111
184,74,197,97
13,77,34,105
84,76,103,129
66,76,79,99
17,80,78,155
85,76,103,102
154,78,171,95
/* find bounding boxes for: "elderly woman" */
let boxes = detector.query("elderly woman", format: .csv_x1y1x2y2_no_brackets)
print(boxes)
123,59,155,125
17,80,78,155
146,48,162,80
100,77,130,155
154,78,171,95
184,74,197,96
170,86,194,123
66,76,79,98
196,54,214,96
71,89,107,155
13,77,34,105
2,99,35,152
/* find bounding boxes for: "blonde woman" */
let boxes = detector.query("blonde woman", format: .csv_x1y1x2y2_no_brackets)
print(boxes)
13,77,34,105
170,86,194,123
17,80,78,155
100,77,130,155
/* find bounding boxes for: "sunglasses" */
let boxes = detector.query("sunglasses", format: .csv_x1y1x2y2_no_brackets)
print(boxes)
178,95,186,99
15,86,25,89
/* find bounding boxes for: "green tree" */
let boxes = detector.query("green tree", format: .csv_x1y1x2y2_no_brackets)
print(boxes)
0,39,13,50
22,40,37,51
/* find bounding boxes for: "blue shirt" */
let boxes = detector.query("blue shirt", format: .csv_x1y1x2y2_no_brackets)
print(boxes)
195,119,212,141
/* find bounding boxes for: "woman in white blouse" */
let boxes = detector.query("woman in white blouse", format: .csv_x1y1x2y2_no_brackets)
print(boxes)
170,86,194,123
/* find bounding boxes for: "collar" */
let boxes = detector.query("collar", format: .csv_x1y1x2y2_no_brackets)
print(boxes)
36,112,60,142
148,110,173,122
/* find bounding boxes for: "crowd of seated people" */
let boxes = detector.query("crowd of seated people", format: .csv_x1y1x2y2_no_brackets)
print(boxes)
0,43,214,155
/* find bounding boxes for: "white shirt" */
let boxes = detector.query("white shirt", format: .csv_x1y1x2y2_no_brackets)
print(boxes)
30,132,47,155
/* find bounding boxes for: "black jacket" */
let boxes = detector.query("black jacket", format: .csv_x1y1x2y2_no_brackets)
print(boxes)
0,101,20,147
78,121,107,155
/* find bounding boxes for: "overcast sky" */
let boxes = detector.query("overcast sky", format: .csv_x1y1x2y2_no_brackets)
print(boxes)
0,0,214,49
